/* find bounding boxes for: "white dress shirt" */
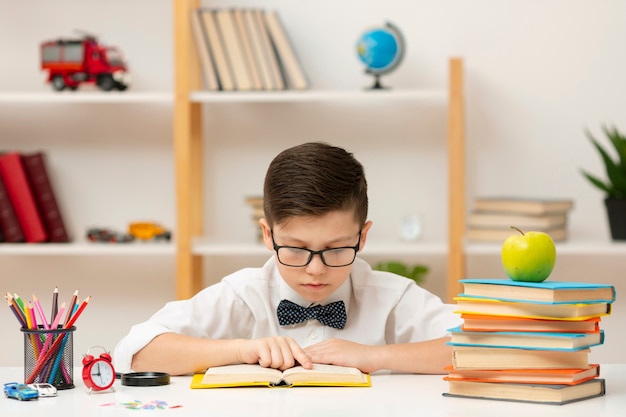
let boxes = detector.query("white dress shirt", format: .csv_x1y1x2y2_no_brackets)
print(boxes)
113,257,462,373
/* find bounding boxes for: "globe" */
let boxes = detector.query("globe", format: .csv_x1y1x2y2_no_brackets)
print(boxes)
356,22,405,89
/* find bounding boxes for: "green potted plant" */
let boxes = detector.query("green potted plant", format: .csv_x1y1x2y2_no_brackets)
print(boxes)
580,125,626,240
373,261,428,284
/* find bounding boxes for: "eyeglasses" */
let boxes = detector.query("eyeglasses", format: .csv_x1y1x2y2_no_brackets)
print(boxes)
271,231,361,267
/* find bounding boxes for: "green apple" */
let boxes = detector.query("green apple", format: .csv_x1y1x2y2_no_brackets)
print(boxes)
501,226,556,282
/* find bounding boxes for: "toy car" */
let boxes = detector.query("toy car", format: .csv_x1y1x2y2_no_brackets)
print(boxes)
128,222,172,241
27,383,57,397
4,382,39,401
86,227,135,243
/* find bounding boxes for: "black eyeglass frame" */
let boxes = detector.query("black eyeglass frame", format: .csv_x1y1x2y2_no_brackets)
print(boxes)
270,231,362,268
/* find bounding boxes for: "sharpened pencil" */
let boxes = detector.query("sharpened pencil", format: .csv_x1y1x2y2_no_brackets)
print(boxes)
63,290,78,327
50,286,59,328
6,297,27,328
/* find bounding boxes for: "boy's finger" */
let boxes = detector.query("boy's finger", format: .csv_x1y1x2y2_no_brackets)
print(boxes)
288,339,312,369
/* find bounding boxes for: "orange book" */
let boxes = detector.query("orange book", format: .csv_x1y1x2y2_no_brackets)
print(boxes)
444,364,600,385
461,314,601,333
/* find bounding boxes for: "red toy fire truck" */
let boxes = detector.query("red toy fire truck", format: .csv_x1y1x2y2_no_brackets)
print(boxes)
40,34,131,91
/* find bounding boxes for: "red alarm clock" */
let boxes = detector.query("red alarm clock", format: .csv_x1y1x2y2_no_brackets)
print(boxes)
82,346,116,394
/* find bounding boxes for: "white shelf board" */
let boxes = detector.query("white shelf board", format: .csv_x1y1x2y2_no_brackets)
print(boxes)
466,240,626,256
192,238,447,256
189,89,446,103
0,242,175,256
0,91,173,104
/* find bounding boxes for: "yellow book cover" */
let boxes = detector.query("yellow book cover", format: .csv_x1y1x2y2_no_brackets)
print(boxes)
454,296,611,320
190,363,371,388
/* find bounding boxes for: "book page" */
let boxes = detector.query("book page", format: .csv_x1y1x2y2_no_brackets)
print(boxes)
202,364,282,384
283,364,367,383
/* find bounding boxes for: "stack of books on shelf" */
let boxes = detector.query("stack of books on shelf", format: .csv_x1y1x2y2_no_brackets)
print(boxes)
0,151,70,243
443,278,615,405
190,7,308,92
467,197,574,242
245,196,264,243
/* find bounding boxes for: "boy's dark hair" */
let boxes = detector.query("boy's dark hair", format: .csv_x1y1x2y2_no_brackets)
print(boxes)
263,142,368,228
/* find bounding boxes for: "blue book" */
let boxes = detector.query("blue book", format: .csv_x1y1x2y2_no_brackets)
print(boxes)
459,279,616,304
447,326,605,351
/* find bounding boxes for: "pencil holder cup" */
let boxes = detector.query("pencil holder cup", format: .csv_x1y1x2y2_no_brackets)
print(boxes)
21,326,76,390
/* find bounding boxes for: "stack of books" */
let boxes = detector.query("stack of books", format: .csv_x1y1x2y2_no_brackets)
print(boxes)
190,7,308,92
443,278,616,405
0,151,70,243
245,196,264,243
467,197,574,242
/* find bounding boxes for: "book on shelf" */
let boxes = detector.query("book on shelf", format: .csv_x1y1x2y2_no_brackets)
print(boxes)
0,152,47,243
232,8,262,91
244,9,280,90
200,8,235,91
460,314,601,333
443,363,600,385
190,363,371,388
467,226,567,242
263,10,309,90
22,152,70,243
0,173,25,242
252,9,285,90
443,378,605,405
215,8,254,91
448,326,604,351
468,211,567,229
451,346,590,370
472,197,574,215
454,296,611,320
459,279,616,304
190,8,220,91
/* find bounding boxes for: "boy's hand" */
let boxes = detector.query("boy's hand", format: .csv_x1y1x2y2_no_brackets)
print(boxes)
238,337,312,371
304,338,382,374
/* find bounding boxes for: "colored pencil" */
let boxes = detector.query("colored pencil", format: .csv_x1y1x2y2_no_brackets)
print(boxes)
64,296,90,329
63,290,78,327
50,302,66,330
6,297,27,328
50,286,58,328
32,294,50,330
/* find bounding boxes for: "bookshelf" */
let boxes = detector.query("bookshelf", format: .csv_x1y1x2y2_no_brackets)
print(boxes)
172,0,466,301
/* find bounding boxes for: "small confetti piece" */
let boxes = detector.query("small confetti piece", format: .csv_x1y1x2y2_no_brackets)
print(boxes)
104,400,179,411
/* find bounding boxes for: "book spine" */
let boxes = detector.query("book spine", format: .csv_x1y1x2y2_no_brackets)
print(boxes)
263,10,308,90
201,8,235,91
0,172,25,242
22,152,69,242
0,152,47,243
190,8,220,91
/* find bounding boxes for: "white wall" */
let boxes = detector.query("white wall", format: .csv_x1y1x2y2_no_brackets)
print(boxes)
1,1,624,366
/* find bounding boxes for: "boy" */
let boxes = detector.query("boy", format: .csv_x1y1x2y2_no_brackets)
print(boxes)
114,142,461,375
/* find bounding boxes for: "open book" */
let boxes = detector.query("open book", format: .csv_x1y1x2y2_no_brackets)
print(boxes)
190,363,371,388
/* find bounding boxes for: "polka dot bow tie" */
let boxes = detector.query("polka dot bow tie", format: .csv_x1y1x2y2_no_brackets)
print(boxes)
277,299,347,329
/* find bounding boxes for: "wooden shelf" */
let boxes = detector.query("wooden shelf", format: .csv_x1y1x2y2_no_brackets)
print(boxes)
192,238,447,257
0,242,175,256
0,92,172,104
189,89,446,103
466,240,626,256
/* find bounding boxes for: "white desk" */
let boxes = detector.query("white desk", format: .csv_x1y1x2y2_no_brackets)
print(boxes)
1,365,625,416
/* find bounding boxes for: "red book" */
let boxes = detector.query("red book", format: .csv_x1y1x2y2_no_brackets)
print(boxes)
22,152,70,242
0,152,47,243
0,174,25,242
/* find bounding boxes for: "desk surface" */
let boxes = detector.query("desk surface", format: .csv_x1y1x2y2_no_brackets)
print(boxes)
1,365,625,416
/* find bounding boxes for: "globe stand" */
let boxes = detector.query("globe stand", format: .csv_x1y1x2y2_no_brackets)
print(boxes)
366,74,389,90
